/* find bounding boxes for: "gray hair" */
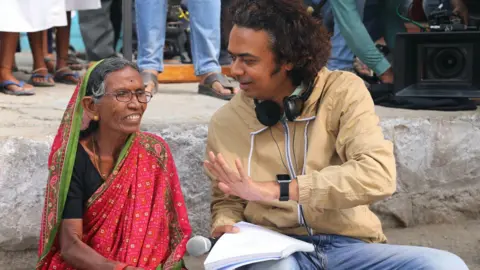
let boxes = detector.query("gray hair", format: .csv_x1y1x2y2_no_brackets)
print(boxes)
85,57,140,103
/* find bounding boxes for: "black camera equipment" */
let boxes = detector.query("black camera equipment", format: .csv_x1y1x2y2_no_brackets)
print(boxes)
393,3,480,99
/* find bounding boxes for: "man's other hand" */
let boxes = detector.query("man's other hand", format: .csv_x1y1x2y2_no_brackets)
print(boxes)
211,225,240,238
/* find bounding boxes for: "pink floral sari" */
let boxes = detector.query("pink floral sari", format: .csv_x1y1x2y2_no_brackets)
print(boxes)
36,61,192,270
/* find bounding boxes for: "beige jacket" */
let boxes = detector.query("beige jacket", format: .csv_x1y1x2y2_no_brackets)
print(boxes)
205,68,397,243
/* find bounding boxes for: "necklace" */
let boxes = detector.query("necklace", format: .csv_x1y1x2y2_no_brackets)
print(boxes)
91,135,108,179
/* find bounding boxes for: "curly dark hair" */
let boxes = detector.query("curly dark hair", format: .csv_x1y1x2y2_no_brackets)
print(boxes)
229,0,331,86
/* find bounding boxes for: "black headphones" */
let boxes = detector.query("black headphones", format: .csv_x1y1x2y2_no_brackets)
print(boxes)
254,77,318,127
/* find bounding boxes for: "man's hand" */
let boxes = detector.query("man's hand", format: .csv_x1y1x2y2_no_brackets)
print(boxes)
211,225,240,238
379,67,394,84
204,151,278,201
451,0,469,25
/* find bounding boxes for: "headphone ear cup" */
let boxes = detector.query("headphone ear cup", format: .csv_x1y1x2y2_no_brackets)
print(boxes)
283,96,304,122
255,100,282,127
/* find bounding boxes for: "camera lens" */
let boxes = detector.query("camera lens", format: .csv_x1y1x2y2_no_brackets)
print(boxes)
431,48,465,79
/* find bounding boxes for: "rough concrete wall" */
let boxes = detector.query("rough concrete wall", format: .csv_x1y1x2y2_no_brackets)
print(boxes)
1,114,479,262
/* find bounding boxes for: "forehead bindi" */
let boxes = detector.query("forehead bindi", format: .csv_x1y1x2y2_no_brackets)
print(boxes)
104,67,143,92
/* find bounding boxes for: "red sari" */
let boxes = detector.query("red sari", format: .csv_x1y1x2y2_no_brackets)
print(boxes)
36,62,192,270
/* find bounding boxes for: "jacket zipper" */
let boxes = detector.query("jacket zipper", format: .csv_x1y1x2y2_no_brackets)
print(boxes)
281,120,297,179
281,120,304,225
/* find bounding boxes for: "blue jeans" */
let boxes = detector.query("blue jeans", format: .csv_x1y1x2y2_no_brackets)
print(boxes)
135,0,221,76
315,0,366,71
243,234,468,270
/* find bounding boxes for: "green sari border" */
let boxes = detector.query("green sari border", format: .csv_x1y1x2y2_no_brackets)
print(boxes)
38,60,104,264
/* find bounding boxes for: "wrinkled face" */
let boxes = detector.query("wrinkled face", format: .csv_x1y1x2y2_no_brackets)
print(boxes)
228,25,293,101
83,66,148,136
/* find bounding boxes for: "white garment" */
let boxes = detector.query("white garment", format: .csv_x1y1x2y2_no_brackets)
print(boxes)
65,0,101,11
0,0,67,32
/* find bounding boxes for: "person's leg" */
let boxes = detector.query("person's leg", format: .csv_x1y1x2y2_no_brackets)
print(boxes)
110,0,123,51
54,12,80,85
78,0,116,61
28,31,55,86
188,0,221,76
0,32,35,94
135,0,167,92
189,0,238,98
239,255,301,270
295,234,468,270
41,29,57,74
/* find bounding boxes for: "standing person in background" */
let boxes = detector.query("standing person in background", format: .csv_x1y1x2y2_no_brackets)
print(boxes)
0,0,67,95
78,0,123,65
136,0,239,100
43,0,103,86
312,0,401,83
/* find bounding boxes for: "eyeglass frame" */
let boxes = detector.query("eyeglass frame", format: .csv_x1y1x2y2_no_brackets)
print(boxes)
101,89,153,103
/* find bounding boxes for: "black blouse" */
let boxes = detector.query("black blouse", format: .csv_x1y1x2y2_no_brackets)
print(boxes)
62,143,103,219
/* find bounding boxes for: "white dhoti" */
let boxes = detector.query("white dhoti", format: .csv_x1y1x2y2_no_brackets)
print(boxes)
0,0,67,32
65,0,101,11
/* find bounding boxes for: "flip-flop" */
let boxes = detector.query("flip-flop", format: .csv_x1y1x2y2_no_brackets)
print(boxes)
66,54,87,70
141,71,159,94
29,68,55,87
198,73,236,100
0,80,35,96
54,67,80,85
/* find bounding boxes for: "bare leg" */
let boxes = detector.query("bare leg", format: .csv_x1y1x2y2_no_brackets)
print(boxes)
43,30,55,73
55,12,79,84
28,31,54,85
0,32,34,92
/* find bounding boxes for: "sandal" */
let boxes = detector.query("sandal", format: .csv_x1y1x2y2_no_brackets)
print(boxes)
141,71,159,94
66,54,87,71
54,67,80,85
29,68,55,87
0,80,35,96
198,73,237,100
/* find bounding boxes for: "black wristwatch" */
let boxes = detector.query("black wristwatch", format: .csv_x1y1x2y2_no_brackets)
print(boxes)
276,174,292,201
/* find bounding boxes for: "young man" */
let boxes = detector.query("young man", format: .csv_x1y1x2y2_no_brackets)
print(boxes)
203,0,468,269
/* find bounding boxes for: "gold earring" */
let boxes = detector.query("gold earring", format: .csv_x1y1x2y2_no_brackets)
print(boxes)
93,115,99,121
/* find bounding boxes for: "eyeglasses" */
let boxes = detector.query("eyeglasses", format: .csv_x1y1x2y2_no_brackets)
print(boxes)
103,90,153,103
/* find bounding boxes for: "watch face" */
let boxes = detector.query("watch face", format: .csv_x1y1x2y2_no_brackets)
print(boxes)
276,174,291,181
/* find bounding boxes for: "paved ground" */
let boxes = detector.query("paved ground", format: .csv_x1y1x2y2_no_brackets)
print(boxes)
2,72,479,139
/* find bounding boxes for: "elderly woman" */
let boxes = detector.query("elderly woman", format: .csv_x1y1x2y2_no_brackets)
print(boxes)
36,58,192,270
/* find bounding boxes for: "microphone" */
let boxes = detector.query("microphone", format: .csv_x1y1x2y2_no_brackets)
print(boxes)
186,235,218,257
